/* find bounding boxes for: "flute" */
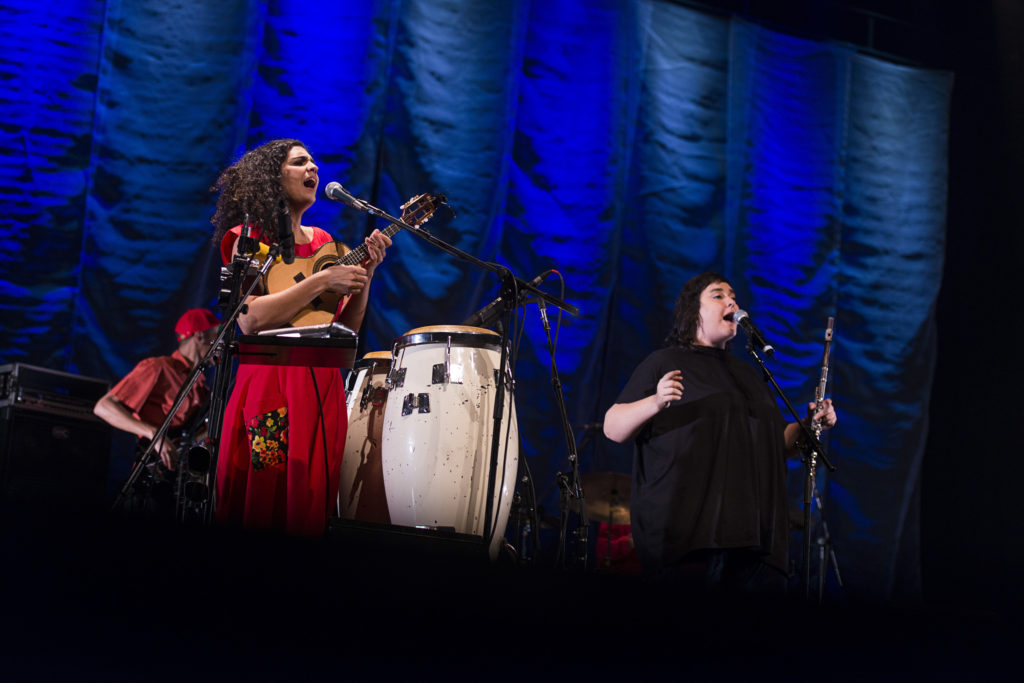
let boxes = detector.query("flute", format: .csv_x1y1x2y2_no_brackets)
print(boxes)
812,316,835,439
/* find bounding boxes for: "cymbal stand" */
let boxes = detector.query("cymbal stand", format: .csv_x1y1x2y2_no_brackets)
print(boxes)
601,495,625,570
574,424,603,568
334,193,578,556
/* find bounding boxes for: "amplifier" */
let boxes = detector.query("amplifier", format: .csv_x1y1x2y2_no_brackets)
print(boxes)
0,363,109,422
0,365,113,518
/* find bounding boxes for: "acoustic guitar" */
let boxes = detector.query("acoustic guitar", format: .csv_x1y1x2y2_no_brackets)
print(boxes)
265,192,447,327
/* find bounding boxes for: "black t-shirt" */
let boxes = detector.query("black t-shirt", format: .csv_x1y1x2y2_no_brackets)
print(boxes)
614,344,790,573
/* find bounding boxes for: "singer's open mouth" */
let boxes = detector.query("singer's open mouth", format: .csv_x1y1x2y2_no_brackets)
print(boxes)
304,178,316,188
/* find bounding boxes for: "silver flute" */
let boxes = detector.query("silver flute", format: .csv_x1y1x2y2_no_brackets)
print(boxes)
812,316,835,438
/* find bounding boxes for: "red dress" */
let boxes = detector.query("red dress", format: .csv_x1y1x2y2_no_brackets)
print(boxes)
215,226,348,537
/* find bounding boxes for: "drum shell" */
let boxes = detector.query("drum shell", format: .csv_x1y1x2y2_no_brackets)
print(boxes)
381,330,518,560
339,354,392,524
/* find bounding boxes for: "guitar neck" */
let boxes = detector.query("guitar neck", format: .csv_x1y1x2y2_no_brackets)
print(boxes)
334,192,439,267
337,220,406,267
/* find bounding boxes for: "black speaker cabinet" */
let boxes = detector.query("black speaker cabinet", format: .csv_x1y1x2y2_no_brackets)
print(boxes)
0,364,112,521
0,407,112,518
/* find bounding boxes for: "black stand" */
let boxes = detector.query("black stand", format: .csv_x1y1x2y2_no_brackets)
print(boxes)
535,296,588,570
336,195,578,556
507,435,542,565
111,239,283,522
743,340,837,600
813,488,843,599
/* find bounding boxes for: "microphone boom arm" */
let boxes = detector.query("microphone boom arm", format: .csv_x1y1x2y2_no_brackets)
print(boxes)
341,194,578,316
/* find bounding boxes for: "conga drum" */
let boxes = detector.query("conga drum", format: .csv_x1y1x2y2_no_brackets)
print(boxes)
338,351,392,524
381,325,519,559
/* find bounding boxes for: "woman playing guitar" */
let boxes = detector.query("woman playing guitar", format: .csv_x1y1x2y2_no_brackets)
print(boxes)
210,139,391,537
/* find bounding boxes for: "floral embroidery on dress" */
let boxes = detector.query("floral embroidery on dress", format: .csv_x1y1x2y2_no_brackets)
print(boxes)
247,407,288,470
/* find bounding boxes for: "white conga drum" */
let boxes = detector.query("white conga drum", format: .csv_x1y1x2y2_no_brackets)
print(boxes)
338,351,392,524
381,325,519,559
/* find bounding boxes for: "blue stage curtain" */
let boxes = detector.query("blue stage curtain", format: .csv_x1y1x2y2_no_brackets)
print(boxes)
0,0,951,600
0,0,107,369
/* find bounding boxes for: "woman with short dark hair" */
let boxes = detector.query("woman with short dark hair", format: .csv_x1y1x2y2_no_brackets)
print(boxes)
604,272,837,590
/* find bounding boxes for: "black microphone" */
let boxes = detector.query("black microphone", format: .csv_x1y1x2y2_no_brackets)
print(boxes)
462,270,553,328
538,295,550,332
324,181,367,210
277,203,295,265
237,213,258,255
726,309,774,357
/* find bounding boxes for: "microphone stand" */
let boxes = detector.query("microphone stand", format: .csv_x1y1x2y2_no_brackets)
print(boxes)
111,240,283,524
537,298,588,570
742,340,837,600
339,195,578,555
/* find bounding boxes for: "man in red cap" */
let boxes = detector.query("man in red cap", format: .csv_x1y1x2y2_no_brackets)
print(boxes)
94,308,220,471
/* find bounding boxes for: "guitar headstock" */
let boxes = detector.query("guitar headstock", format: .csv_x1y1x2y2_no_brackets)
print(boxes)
332,191,453,269
400,192,450,228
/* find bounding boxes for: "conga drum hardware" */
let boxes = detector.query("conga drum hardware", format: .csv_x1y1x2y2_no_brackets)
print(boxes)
400,393,430,416
359,382,388,411
383,352,406,389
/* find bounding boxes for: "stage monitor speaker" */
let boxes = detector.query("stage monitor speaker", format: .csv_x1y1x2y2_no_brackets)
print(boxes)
0,364,112,522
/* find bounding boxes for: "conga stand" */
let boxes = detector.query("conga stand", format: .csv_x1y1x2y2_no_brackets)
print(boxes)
111,238,282,524
744,341,837,601
508,434,542,565
333,195,578,557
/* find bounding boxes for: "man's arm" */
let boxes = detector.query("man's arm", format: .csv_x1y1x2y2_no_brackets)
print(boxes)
94,393,177,468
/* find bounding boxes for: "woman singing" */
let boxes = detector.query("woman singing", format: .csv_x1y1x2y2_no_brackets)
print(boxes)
211,138,391,536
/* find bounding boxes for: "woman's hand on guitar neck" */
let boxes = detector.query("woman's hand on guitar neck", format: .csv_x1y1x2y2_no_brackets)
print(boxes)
360,229,391,276
331,229,390,332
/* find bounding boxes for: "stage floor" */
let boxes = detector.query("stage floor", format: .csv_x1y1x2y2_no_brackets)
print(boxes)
1,512,1018,678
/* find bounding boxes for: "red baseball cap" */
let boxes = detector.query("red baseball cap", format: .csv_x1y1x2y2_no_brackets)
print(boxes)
174,309,220,342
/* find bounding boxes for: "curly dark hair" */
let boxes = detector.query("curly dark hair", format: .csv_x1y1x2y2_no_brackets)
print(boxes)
210,138,307,244
664,271,731,347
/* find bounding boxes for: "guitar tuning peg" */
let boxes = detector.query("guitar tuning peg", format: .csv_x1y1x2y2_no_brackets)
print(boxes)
400,193,425,210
